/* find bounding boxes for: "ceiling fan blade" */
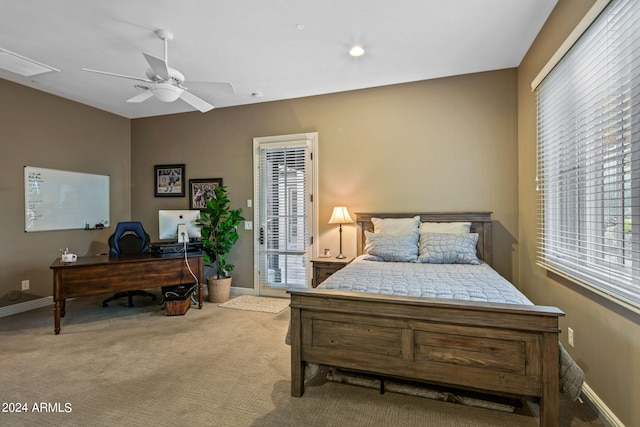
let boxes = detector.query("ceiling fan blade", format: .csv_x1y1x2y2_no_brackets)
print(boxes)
82,68,152,83
143,53,170,80
180,90,214,113
126,90,154,103
186,81,236,95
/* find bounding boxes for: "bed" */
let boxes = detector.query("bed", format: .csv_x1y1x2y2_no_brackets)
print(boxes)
288,212,581,427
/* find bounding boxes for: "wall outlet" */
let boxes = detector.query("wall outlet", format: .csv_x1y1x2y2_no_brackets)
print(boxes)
568,327,574,347
21,280,29,291
244,221,253,230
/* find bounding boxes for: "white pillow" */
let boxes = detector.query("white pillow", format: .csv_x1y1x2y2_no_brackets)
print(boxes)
419,221,471,234
418,233,480,265
372,216,420,235
364,230,418,262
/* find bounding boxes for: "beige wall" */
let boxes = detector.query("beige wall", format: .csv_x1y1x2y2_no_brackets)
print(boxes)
131,68,519,292
0,79,131,307
518,1,639,426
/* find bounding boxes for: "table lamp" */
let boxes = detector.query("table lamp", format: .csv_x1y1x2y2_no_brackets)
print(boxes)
328,206,353,259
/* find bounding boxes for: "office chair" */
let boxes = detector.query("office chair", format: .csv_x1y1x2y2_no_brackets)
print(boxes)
102,221,157,308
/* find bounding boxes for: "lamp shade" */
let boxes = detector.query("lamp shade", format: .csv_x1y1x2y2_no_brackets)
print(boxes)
328,206,353,224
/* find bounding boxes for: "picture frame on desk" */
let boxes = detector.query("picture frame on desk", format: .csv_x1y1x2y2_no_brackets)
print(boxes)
154,164,185,197
189,178,223,210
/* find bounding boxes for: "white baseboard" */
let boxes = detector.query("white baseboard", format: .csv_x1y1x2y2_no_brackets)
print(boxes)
0,296,53,318
230,287,255,296
0,288,255,318
581,382,626,427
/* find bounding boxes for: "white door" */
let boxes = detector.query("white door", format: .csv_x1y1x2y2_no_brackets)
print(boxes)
253,133,318,297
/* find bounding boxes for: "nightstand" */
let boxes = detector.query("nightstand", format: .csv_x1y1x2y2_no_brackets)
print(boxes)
311,257,353,288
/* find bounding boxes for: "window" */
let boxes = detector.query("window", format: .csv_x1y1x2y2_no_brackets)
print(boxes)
536,0,640,311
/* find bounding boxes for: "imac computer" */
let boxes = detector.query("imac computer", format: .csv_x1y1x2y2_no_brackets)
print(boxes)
158,210,201,243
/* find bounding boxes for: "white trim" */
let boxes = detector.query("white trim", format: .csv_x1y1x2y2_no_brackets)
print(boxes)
0,291,258,318
531,0,611,91
538,264,640,316
525,381,624,427
252,132,319,297
230,286,255,297
581,382,626,427
0,296,53,318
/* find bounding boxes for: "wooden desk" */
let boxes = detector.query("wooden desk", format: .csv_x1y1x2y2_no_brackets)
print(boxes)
50,254,204,334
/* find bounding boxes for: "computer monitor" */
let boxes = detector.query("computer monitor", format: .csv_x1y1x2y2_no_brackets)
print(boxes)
158,210,201,242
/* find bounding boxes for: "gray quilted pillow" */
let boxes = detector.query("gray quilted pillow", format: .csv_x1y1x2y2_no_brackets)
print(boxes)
364,230,418,262
418,233,480,265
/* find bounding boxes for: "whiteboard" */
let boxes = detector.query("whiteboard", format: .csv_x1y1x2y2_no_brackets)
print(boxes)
24,166,110,232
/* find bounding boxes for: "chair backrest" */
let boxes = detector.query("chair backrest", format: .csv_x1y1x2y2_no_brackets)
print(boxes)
108,222,150,255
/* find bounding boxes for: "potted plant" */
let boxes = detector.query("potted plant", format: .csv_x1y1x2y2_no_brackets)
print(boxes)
196,185,244,303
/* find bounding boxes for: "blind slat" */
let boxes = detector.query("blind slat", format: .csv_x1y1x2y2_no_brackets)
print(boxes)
258,143,310,287
537,0,640,311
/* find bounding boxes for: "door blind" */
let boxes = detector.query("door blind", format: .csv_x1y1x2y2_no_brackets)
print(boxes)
536,0,640,310
258,144,309,288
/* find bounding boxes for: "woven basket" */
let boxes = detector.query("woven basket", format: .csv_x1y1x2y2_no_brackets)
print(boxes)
166,296,191,316
207,277,232,303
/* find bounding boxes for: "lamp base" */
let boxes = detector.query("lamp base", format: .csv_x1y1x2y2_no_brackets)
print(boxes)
336,254,346,259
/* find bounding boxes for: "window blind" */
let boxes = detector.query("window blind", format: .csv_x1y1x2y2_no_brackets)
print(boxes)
536,0,640,311
257,143,309,287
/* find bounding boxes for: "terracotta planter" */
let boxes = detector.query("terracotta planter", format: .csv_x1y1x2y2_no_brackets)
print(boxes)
207,276,232,303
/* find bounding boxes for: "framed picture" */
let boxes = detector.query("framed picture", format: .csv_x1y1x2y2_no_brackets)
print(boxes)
189,178,223,210
154,164,185,197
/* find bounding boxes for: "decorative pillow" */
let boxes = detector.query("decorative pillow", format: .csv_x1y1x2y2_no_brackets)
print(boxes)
419,221,471,234
364,230,418,262
418,232,480,265
372,216,420,235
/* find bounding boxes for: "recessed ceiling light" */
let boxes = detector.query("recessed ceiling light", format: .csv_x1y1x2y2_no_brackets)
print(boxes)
296,24,306,31
349,45,365,57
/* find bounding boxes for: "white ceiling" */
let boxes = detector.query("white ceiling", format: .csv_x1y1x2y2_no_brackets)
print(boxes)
0,0,556,119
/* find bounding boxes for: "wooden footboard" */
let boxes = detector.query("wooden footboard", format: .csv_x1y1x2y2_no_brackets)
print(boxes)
289,289,564,427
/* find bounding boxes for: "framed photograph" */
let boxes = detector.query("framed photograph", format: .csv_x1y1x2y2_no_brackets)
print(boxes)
154,164,185,197
189,178,223,210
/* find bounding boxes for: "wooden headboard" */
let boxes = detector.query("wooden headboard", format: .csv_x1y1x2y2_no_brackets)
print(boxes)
355,212,493,266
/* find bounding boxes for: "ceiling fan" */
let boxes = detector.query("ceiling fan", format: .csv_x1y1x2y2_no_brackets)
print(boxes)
82,29,234,112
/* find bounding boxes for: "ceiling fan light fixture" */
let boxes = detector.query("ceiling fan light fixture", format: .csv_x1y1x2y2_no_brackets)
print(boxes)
151,83,183,102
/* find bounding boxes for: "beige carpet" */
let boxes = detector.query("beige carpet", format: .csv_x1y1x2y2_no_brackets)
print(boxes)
219,295,290,313
0,294,604,427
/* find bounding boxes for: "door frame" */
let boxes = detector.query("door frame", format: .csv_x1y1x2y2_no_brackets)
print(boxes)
252,132,319,296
